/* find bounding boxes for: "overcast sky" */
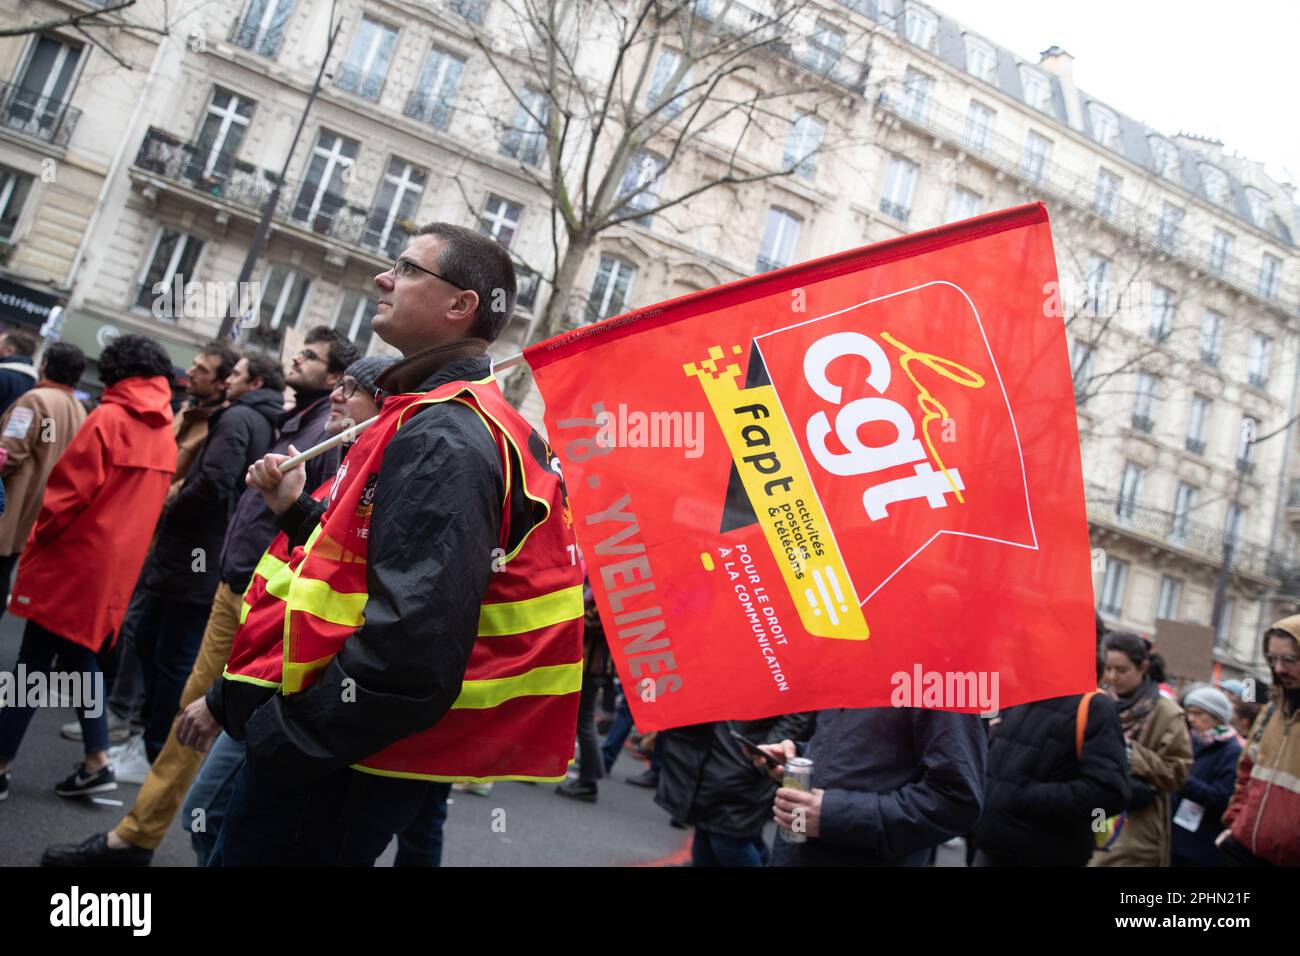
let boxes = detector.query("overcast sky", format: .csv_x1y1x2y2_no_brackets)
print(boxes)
928,0,1299,188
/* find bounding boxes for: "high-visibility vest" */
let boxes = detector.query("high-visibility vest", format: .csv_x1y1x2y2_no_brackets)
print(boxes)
222,373,585,783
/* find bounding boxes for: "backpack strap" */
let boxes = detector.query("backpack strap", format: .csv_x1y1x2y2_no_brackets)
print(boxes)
1076,691,1098,759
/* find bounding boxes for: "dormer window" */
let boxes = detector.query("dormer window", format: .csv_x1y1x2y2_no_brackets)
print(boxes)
1019,66,1051,112
1199,164,1229,206
1087,103,1119,149
1147,135,1176,178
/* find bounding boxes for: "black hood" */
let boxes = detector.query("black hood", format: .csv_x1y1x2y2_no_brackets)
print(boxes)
234,387,287,428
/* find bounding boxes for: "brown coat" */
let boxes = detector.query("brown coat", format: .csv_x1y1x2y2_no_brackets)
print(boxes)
168,397,222,502
1090,693,1192,867
0,381,87,556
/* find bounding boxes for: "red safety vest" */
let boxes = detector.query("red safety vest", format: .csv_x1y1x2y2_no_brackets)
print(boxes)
223,373,584,782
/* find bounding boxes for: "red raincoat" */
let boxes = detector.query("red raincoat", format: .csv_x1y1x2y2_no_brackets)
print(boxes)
10,375,176,652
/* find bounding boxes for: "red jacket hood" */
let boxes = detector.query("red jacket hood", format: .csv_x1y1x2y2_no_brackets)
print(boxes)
100,375,175,427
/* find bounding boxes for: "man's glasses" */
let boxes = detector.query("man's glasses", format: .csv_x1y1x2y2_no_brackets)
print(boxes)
389,257,468,291
334,377,378,401
1264,653,1300,668
293,349,327,364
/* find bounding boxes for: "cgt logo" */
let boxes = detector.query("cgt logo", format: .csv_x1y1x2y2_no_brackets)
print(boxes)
752,281,1038,610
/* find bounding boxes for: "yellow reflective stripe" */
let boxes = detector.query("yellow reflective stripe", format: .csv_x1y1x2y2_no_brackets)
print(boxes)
239,601,250,625
350,765,566,784
281,655,334,694
252,548,288,583
286,576,367,627
451,662,581,710
221,665,281,689
478,584,583,637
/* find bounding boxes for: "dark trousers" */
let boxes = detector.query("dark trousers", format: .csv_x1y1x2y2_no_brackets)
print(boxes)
692,828,769,867
576,674,605,783
208,758,436,866
601,694,634,772
132,594,211,761
1219,834,1274,867
394,782,453,866
103,587,152,724
0,620,109,760
0,551,18,622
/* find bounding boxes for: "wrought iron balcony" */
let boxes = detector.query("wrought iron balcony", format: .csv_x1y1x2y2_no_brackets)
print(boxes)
0,79,81,148
1248,371,1269,390
754,255,787,274
1085,482,1278,579
335,65,386,101
447,0,489,25
874,90,1300,316
879,198,909,221
1130,413,1154,434
132,127,405,262
1236,456,1255,477
1200,348,1220,367
1185,436,1206,456
229,18,285,57
405,91,453,130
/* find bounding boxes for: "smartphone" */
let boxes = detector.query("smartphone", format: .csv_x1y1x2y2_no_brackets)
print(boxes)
730,729,784,768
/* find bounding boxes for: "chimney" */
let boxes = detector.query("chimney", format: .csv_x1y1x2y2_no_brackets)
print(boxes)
1038,46,1083,132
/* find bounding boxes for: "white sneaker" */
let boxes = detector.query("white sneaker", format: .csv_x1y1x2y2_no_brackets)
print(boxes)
107,736,151,785
61,715,132,744
452,782,493,797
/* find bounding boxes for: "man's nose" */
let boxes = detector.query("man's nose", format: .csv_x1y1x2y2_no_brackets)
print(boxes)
375,271,394,292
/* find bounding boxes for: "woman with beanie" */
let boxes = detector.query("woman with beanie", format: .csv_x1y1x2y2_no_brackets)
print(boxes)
1090,631,1192,867
1171,686,1242,866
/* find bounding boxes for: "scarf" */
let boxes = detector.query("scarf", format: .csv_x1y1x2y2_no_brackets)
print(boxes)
1112,677,1159,741
1191,723,1236,748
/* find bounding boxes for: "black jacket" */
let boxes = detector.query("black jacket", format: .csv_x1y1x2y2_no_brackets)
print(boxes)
655,714,814,839
0,355,38,413
140,387,283,605
216,391,339,592
1171,732,1242,867
209,355,511,785
769,707,987,866
972,693,1131,866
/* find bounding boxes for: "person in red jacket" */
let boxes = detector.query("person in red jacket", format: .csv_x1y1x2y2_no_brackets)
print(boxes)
0,335,177,803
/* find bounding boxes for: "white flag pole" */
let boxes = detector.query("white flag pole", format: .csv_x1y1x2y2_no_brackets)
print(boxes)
279,350,527,472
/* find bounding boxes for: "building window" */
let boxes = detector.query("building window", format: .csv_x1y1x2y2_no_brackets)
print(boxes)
336,17,398,101
1117,462,1144,523
0,166,34,241
1147,135,1176,177
189,88,255,183
1098,557,1128,618
1132,372,1157,432
135,228,204,316
900,68,932,121
1215,596,1234,648
586,255,635,324
1247,333,1270,389
1021,130,1052,181
1200,309,1222,365
1083,253,1109,314
1259,253,1281,299
1199,163,1229,206
291,130,358,231
406,46,465,130
944,187,979,223
645,49,690,118
1209,229,1232,273
757,207,801,272
1172,482,1197,542
1246,188,1270,228
805,22,846,75
783,113,825,180
962,101,994,150
1156,202,1183,248
880,155,918,222
363,157,426,258
1070,339,1093,403
1018,65,1051,112
1156,575,1183,620
1087,103,1119,148
246,264,310,353
1186,393,1210,454
447,0,489,25
232,0,294,58
5,34,84,141
1093,168,1121,218
479,194,523,248
902,3,937,49
872,0,900,26
1148,285,1173,343
615,151,665,227
501,88,548,166
963,34,996,82
333,288,380,355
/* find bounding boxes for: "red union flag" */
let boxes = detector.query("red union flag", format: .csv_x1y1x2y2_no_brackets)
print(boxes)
526,203,1095,730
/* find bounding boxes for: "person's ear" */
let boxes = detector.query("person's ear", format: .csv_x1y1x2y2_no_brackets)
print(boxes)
248,377,264,392
447,289,479,329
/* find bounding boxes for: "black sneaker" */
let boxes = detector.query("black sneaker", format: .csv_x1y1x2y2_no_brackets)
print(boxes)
556,779,597,803
626,768,659,788
0,771,9,802
41,832,152,868
54,763,116,798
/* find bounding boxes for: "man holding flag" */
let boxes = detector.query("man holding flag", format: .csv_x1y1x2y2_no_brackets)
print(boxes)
181,224,585,866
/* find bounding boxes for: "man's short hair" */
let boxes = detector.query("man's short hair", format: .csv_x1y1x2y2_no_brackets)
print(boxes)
244,353,285,393
198,340,239,380
416,222,516,342
43,342,86,387
4,328,38,357
98,334,174,387
303,325,360,374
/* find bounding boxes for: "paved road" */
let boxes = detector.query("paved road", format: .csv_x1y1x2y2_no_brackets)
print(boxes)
0,611,964,867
